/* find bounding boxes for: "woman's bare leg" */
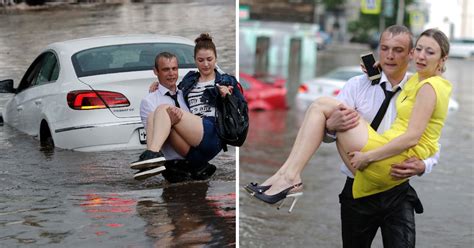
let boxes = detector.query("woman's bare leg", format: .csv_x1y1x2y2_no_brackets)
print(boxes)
167,130,192,157
148,105,203,154
146,108,198,157
145,111,155,150
336,119,369,168
262,97,369,195
263,97,340,195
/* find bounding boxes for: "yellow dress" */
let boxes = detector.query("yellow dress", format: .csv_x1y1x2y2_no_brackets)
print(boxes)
353,73,452,198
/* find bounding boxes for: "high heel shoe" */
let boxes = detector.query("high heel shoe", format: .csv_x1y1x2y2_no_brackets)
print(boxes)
244,182,271,195
253,183,303,213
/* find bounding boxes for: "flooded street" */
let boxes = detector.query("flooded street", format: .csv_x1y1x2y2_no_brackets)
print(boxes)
0,1,236,247
239,45,474,247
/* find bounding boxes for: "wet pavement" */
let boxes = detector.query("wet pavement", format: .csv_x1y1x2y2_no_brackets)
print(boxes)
0,1,236,247
239,45,474,247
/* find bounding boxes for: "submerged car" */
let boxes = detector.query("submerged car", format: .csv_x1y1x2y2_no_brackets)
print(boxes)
296,66,459,113
0,34,196,151
239,72,287,111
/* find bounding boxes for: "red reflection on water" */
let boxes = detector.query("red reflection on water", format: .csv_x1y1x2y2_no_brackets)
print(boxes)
242,111,290,168
80,194,135,213
206,193,236,218
106,223,124,228
247,111,288,147
79,193,136,236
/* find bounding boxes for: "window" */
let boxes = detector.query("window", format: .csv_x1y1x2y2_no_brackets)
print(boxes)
32,52,59,86
17,52,59,92
72,43,196,77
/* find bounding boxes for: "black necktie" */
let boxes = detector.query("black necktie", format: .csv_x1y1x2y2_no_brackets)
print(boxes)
165,92,180,108
370,82,401,131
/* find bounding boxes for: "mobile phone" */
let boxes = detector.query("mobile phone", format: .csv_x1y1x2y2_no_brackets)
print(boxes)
360,52,381,81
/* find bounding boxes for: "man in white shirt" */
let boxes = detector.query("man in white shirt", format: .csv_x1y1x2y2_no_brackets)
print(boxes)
325,25,438,247
131,52,215,181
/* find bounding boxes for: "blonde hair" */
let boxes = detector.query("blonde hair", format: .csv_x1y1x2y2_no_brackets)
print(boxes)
416,28,450,73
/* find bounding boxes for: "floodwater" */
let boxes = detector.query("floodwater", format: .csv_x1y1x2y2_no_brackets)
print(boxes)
240,45,474,247
0,1,236,247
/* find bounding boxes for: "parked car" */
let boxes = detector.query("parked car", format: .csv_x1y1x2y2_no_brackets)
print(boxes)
449,39,474,59
296,66,459,113
239,72,287,111
0,34,196,151
296,66,361,110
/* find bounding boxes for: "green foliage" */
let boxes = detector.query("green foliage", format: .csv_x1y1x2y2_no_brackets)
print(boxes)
322,0,346,11
348,14,379,43
348,0,415,44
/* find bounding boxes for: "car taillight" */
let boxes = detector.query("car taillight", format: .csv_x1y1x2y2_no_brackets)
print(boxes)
333,89,341,96
298,84,308,93
67,90,130,110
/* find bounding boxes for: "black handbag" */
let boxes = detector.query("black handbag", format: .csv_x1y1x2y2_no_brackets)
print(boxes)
215,93,249,147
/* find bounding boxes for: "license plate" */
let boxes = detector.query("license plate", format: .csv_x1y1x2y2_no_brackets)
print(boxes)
138,128,147,144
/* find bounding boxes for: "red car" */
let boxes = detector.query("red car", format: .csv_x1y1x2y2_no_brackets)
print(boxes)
239,72,288,111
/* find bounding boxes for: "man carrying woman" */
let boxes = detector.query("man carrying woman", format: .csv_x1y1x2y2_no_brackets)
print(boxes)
247,27,451,248
131,33,246,181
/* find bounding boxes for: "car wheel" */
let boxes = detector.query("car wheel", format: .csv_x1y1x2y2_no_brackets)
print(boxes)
40,120,54,147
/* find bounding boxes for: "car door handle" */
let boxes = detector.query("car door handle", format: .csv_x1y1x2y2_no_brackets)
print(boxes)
17,106,23,112
34,100,42,106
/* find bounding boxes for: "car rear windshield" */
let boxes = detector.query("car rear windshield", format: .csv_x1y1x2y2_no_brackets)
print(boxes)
72,43,195,77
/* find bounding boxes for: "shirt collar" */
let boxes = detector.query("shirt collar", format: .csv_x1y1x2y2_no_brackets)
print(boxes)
157,83,179,96
379,72,410,91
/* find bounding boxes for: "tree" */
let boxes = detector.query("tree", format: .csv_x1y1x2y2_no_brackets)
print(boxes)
322,0,345,11
348,0,415,44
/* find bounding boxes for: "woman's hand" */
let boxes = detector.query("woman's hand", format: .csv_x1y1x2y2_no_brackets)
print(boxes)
216,84,233,97
166,106,183,126
149,81,159,93
348,151,370,171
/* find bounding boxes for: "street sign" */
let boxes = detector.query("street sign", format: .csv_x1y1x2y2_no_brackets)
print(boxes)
409,10,425,34
240,5,250,21
361,0,381,15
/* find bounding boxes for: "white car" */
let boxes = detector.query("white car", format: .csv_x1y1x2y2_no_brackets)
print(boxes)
449,39,474,59
296,66,362,111
0,34,196,151
295,66,459,113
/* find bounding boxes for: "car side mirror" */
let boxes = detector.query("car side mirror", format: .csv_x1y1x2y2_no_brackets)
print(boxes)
0,79,15,93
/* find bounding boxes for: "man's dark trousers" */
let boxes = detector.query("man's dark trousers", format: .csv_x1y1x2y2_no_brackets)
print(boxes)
339,177,423,248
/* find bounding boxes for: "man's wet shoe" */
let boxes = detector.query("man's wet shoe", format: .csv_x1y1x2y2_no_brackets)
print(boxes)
130,150,166,170
133,166,166,180
162,160,216,183
162,160,193,183
192,162,216,180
